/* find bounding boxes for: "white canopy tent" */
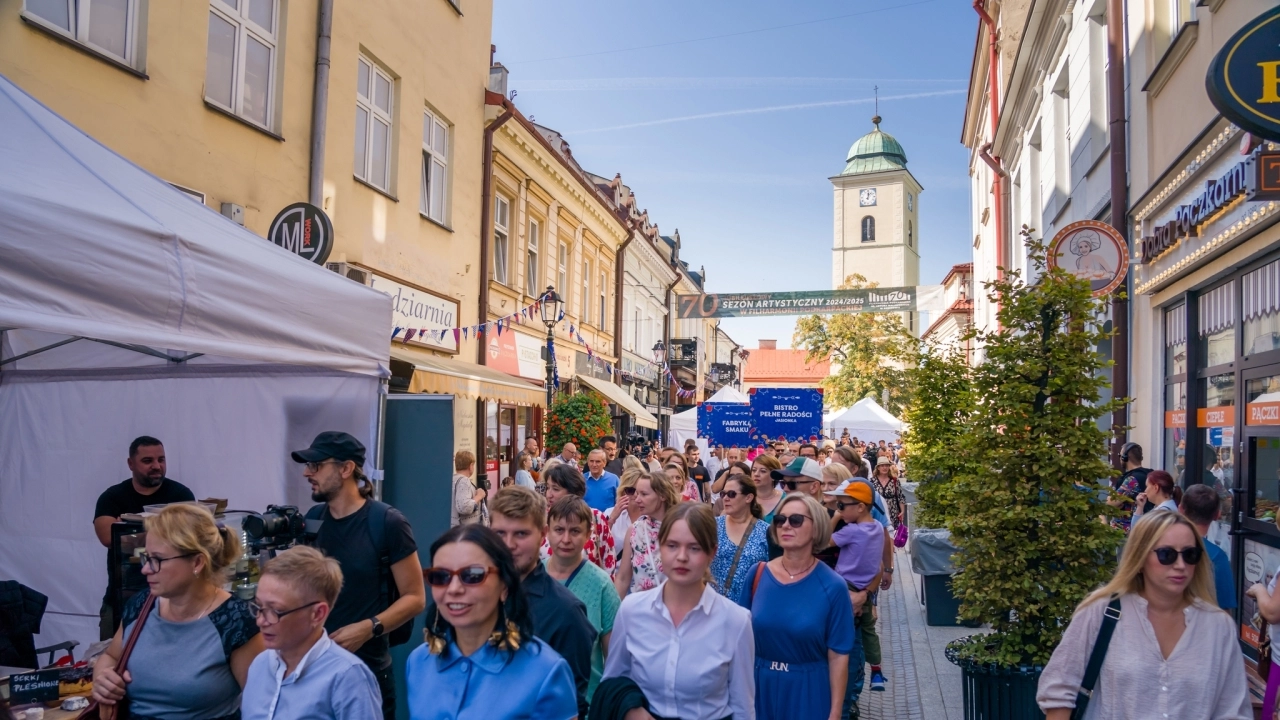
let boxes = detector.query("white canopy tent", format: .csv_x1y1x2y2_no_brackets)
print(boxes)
827,398,904,444
0,74,393,655
669,386,751,450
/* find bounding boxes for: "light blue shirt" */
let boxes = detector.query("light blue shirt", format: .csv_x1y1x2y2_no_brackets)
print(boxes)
407,637,577,720
241,634,381,720
583,470,620,512
516,469,536,488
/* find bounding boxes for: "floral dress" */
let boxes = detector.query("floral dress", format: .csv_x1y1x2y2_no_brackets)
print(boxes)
628,515,665,593
540,507,617,575
682,479,701,503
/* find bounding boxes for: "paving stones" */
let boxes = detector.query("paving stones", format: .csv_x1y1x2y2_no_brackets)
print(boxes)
856,573,926,720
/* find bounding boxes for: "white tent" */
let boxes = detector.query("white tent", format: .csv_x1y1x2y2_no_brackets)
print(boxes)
828,398,904,444
668,386,751,450
0,75,392,654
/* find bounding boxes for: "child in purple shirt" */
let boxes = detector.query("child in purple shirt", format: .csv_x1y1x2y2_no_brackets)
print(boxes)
825,480,885,594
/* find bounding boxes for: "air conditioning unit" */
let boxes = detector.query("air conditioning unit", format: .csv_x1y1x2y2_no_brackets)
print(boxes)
325,262,371,286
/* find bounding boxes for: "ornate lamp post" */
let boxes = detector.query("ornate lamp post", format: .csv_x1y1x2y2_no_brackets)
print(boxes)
652,340,667,443
540,286,564,414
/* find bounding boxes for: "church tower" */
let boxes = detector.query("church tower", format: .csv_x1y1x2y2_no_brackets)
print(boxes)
831,114,922,335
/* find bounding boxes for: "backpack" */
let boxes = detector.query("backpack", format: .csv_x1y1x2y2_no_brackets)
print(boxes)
305,500,412,647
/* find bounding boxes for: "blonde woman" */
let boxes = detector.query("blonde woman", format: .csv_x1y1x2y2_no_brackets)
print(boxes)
614,470,681,597
92,504,264,719
665,462,701,504
821,463,854,513
1037,511,1249,719
608,467,645,549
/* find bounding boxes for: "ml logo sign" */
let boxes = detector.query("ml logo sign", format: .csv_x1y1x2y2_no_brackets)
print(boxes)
268,202,334,265
1207,6,1280,142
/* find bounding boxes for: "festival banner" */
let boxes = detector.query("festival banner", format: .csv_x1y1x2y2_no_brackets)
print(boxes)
675,285,943,319
697,403,754,448
749,387,823,443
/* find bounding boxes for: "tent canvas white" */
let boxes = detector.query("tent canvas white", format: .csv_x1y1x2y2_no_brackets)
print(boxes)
0,74,393,656
827,398,904,444
668,386,751,450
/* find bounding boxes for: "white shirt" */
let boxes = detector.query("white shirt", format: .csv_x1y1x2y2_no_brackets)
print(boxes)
705,456,724,480
603,582,755,720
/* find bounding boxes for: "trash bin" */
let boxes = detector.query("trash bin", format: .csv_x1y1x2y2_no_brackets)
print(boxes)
909,528,967,627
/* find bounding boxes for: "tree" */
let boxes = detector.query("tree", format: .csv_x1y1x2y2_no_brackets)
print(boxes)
547,391,612,455
793,274,918,416
901,344,974,528
948,231,1125,667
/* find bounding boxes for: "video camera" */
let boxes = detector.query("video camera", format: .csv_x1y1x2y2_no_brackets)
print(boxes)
242,505,319,550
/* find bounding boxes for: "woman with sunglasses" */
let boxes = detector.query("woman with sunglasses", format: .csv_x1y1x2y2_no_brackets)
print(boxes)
711,472,770,607
603,503,755,720
607,468,644,553
1037,511,1249,719
871,457,905,529
542,464,616,575
614,470,681,598
92,504,264,719
751,494,855,720
409,524,577,720
1132,469,1183,525
665,461,701,504
752,455,785,523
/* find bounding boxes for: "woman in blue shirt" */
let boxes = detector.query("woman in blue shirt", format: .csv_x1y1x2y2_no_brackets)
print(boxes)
711,472,770,607
407,525,577,720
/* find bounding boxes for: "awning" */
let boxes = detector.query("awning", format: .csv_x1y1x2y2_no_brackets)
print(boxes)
578,374,659,429
391,347,545,407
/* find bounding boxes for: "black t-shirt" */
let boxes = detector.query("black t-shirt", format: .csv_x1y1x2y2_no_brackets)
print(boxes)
605,458,626,477
312,501,417,669
688,464,711,501
523,564,597,718
94,478,195,595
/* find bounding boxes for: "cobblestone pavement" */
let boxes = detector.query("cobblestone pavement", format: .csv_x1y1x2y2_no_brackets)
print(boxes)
856,569,926,720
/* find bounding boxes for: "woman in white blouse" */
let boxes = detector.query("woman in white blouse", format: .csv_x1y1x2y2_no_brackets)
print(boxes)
603,502,755,720
1037,510,1250,719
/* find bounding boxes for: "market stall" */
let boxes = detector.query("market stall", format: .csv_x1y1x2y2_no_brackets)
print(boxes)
669,386,751,450
827,398,904,445
0,74,392,656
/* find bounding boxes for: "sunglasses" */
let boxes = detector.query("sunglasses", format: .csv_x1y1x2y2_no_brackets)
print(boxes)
836,500,868,511
424,565,497,587
771,513,812,529
723,489,752,500
621,486,637,496
1152,546,1202,566
782,479,818,491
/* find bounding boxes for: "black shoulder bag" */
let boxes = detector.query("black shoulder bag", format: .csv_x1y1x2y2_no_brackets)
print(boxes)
1071,596,1122,720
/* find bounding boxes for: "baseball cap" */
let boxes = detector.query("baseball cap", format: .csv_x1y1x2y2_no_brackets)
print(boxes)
772,457,823,483
824,478,874,505
291,431,366,466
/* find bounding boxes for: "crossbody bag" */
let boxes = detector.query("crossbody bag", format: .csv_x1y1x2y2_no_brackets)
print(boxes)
720,519,759,598
80,592,156,720
1071,596,1123,720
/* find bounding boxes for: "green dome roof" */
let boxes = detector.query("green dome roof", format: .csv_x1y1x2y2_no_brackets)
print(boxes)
841,116,908,176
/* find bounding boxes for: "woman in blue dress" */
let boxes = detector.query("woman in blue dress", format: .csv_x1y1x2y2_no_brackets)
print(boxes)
407,524,577,720
711,471,770,607
750,494,856,720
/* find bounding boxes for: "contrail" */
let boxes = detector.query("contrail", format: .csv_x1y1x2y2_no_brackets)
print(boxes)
519,77,966,92
568,89,967,135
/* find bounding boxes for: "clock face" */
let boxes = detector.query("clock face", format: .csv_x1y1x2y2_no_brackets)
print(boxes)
859,188,877,207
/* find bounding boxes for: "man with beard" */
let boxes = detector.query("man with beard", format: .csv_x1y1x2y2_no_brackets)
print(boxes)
94,436,195,639
295,431,426,720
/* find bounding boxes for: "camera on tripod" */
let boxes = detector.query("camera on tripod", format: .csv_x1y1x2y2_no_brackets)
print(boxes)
242,505,317,550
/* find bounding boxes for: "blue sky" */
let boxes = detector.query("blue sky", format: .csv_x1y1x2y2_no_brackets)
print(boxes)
492,0,976,348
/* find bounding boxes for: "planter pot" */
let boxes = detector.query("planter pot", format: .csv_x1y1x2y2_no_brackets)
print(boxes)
945,637,1044,720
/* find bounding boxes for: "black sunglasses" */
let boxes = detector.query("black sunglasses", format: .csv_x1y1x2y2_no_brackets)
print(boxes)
782,479,818,491
723,489,752,500
771,513,811,529
836,500,868,511
621,486,637,496
424,565,497,587
1152,546,1202,566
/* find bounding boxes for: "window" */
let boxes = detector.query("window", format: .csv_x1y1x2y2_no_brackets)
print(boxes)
1198,281,1235,368
557,243,568,298
599,270,608,329
582,259,592,325
1243,259,1280,355
206,0,279,130
1163,304,1188,479
420,109,450,223
861,216,875,243
525,220,540,297
907,193,913,212
355,56,394,191
908,220,913,248
26,0,141,68
493,196,510,285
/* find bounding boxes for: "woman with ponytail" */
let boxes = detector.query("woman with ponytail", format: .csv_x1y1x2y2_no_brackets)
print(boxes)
712,471,770,607
1133,470,1182,524
92,504,263,720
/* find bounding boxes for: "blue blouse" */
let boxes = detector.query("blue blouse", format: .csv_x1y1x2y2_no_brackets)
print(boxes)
406,636,577,720
710,516,771,608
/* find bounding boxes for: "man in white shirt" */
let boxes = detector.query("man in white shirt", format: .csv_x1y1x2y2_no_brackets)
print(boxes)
242,546,382,720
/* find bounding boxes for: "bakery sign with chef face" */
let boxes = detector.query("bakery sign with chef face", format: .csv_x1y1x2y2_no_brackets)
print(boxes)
1047,220,1129,297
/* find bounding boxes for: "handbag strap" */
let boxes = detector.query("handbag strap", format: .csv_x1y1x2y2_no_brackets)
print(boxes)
117,592,157,673
722,519,758,596
1072,597,1122,719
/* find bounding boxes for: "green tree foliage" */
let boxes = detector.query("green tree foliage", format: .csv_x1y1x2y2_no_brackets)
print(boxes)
793,274,918,416
901,345,974,528
547,391,612,454
949,233,1125,667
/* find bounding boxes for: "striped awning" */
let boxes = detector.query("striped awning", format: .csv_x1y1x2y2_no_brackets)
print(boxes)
1243,259,1280,323
578,374,659,429
1199,282,1235,337
1165,304,1186,348
391,347,545,407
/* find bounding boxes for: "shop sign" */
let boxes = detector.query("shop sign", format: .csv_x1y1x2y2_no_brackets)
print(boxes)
487,330,552,380
9,669,60,704
1047,220,1129,297
621,356,658,384
1164,410,1187,428
575,351,612,381
268,202,333,265
1248,400,1280,425
1139,157,1255,263
369,275,458,353
1206,6,1280,142
1197,406,1235,427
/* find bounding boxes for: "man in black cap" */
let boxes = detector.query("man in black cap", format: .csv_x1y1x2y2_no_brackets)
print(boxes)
294,431,426,720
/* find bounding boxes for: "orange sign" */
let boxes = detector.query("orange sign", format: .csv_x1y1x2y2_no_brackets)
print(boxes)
1248,401,1280,426
1165,410,1187,428
1198,407,1235,427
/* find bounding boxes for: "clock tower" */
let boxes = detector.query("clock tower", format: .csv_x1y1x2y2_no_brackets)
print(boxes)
831,114,922,334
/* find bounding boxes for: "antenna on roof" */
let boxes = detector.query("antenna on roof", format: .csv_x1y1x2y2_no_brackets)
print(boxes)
872,86,881,127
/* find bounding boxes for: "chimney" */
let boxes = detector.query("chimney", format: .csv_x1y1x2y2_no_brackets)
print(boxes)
488,62,508,97
759,340,777,350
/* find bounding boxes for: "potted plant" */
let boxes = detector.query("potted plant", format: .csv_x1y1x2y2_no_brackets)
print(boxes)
944,231,1125,718
547,391,612,455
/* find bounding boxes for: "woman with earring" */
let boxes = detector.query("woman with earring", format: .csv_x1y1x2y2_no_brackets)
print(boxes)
711,472,770,607
408,524,577,720
1132,470,1183,524
614,471,681,598
1038,511,1249,719
603,503,755,720
752,455,785,523
751,494,855,720
92,504,263,719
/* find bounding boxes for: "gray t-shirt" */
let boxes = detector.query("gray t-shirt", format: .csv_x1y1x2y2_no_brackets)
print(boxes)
120,590,258,720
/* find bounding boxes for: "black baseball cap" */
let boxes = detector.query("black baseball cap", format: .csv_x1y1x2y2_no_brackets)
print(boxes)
291,431,366,465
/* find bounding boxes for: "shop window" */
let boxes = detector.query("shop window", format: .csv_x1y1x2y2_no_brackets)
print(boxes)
26,0,144,70
354,56,394,191
1165,304,1187,375
1244,260,1280,356
1165,381,1187,478
1198,282,1235,368
1200,372,1236,515
1249,437,1280,526
207,0,280,131
1247,374,1280,428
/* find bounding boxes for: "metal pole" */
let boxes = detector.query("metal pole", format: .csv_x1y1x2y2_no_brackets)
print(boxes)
545,326,555,412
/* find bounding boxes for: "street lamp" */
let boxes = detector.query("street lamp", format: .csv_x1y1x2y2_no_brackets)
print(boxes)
652,340,667,443
540,286,564,414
